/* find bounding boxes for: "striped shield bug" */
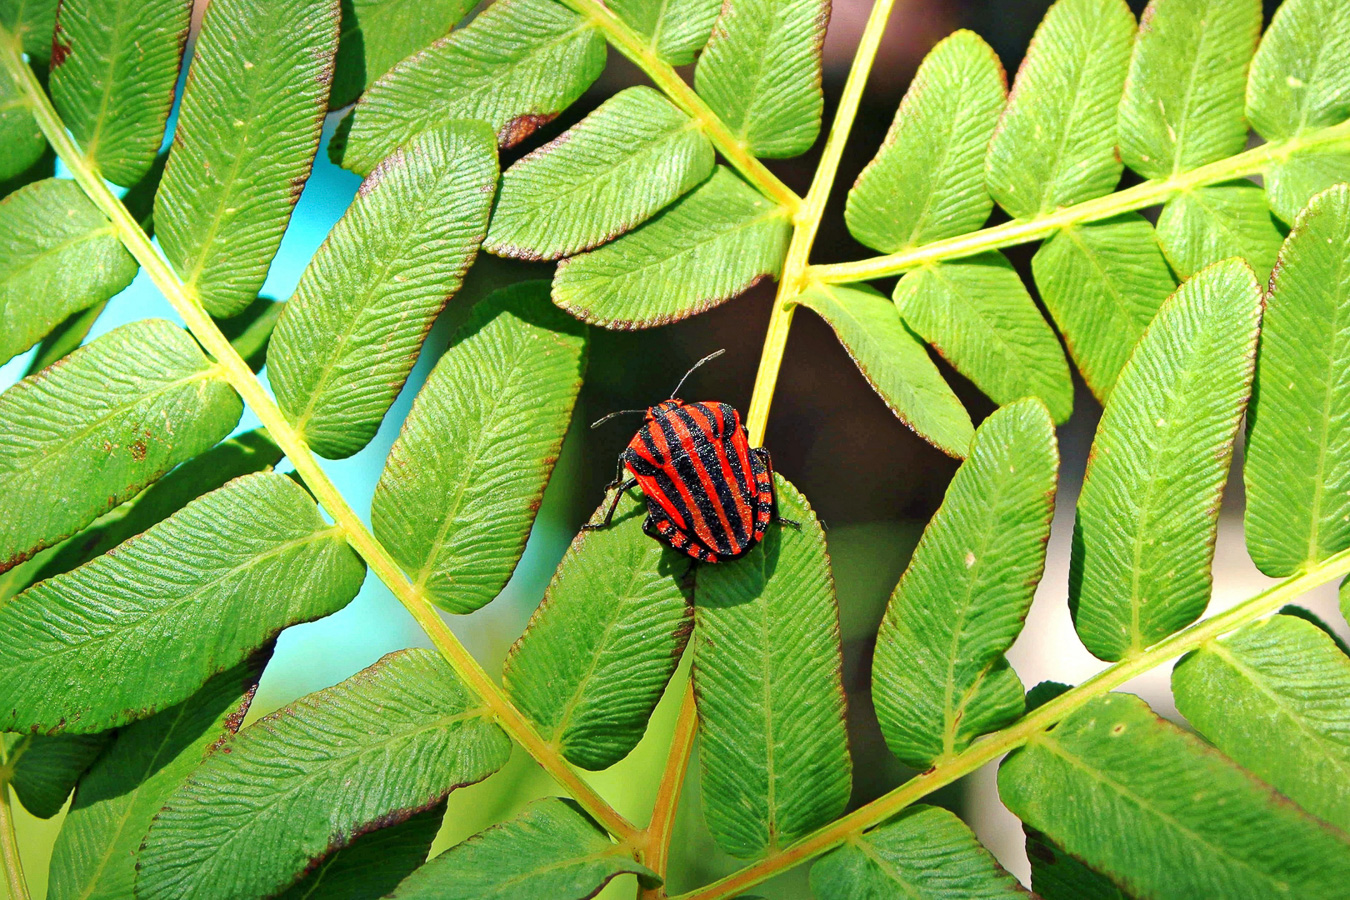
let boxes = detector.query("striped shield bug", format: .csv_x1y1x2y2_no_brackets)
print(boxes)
585,350,796,563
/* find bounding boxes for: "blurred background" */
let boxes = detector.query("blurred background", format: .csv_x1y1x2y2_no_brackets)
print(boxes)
4,0,1344,897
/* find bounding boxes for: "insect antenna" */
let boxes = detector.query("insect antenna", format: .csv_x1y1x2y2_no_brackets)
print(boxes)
590,409,646,429
670,348,726,399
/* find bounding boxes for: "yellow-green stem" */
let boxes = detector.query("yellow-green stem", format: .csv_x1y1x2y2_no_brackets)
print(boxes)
0,739,29,900
673,545,1350,900
811,121,1350,283
0,32,639,848
558,0,802,215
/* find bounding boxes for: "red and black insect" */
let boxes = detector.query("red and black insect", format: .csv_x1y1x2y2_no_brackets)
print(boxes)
585,351,795,563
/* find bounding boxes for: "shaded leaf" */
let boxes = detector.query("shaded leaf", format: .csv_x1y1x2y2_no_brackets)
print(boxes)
0,177,137,365
155,0,337,317
0,472,364,733
373,282,586,613
1245,183,1350,575
999,692,1350,898
6,732,110,819
137,649,512,900
0,0,59,61
45,655,267,900
1070,259,1261,661
873,400,1058,768
1246,0,1350,141
1173,614,1350,831
275,804,445,900
336,0,605,175
389,797,658,899
49,0,190,187
553,166,790,328
893,253,1074,424
796,282,973,458
1024,827,1135,900
694,476,851,858
216,296,283,374
609,0,721,65
1278,603,1350,657
0,318,240,573
1117,0,1261,179
810,805,1030,899
1031,215,1175,402
486,86,714,260
986,0,1134,217
845,30,1006,254
1265,150,1350,225
693,0,827,158
503,491,693,770
23,299,107,375
1155,182,1283,280
0,56,44,182
270,121,498,459
330,0,474,108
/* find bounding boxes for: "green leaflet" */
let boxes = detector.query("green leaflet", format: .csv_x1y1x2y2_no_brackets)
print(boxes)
0,57,44,182
1031,215,1175,402
693,476,851,858
503,492,693,771
1173,614,1350,832
23,300,107,374
388,798,658,899
1246,185,1350,575
5,732,110,819
1070,259,1261,661
0,472,365,733
485,86,714,261
270,121,499,460
845,30,1006,254
1156,182,1284,281
336,0,605,175
154,0,337,318
609,0,721,65
1117,0,1261,179
809,806,1030,899
137,649,511,900
1246,0,1350,141
49,0,190,187
1265,150,1350,225
45,656,267,900
0,178,137,365
985,0,1133,218
796,283,974,458
873,400,1058,768
373,283,586,613
1024,828,1134,900
216,295,283,373
893,253,1074,424
0,318,240,573
552,166,791,328
275,804,445,900
330,0,474,108
693,0,827,158
0,0,59,61
999,692,1350,898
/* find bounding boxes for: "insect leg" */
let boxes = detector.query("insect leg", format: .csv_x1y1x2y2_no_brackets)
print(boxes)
751,447,801,530
581,475,638,531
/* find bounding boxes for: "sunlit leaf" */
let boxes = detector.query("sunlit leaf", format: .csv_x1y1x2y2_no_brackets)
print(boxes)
1024,827,1134,900
1155,182,1283,280
388,798,658,899
694,476,851,858
336,0,605,175
504,492,693,770
0,472,364,733
5,732,109,819
0,318,240,573
270,121,498,459
154,0,337,317
1244,184,1350,575
694,0,827,158
999,692,1350,897
873,400,1058,768
486,86,714,260
1246,0,1350,141
137,649,511,900
0,0,59,61
330,0,474,108
609,0,721,65
1031,215,1175,402
49,0,190,187
1117,0,1261,179
0,177,137,365
275,805,445,900
986,0,1133,217
23,300,107,375
1070,259,1261,661
893,253,1074,424
796,282,973,458
845,30,1006,254
553,166,790,328
1265,150,1350,225
373,282,586,613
